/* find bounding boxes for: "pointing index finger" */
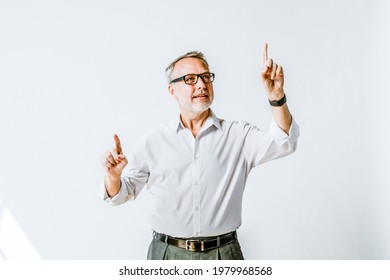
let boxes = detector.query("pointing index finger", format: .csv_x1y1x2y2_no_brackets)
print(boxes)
113,133,122,154
263,42,268,65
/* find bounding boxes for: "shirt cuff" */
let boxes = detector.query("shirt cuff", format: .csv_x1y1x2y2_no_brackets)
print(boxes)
100,178,131,206
269,116,300,145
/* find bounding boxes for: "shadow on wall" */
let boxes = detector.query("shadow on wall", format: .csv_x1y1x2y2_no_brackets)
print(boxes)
0,199,41,260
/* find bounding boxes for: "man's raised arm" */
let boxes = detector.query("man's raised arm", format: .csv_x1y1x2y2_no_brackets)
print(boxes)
261,43,292,134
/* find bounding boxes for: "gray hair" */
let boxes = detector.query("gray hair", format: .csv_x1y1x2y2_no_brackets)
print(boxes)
165,51,209,83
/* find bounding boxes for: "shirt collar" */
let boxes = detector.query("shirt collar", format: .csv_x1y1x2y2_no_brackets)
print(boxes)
210,109,223,131
175,109,223,133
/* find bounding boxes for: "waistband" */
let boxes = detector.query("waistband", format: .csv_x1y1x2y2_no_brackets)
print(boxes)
153,231,237,252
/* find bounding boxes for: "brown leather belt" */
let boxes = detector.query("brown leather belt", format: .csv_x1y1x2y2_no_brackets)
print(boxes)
153,231,237,252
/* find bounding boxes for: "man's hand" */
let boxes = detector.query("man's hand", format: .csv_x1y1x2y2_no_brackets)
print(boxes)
102,134,128,178
261,43,285,101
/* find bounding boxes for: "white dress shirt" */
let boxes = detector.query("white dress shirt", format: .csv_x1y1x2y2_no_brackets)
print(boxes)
101,109,299,238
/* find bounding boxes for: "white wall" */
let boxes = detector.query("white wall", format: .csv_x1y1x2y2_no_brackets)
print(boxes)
0,0,389,259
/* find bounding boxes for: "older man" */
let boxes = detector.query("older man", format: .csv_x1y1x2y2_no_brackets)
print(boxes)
101,44,299,260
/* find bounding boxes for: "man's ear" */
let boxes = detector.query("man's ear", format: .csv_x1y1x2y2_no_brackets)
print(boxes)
168,84,177,100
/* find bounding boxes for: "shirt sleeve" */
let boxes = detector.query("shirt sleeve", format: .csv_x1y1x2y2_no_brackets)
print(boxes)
244,117,300,168
100,137,150,206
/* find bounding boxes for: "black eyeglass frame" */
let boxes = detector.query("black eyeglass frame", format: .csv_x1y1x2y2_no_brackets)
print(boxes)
170,72,215,85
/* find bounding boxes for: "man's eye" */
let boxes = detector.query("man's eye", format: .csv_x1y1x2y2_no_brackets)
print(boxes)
185,76,196,83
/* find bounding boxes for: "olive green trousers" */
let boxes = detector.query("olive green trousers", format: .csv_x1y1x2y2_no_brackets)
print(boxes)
147,237,245,260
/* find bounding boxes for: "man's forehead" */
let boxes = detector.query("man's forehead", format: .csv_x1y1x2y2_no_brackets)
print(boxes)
173,57,209,74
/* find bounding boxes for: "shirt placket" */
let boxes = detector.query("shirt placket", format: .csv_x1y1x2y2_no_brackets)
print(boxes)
192,137,201,237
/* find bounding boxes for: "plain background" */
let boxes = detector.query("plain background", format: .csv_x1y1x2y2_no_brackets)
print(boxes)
0,0,389,259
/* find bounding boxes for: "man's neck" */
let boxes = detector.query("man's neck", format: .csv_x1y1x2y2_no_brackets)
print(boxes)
180,109,210,138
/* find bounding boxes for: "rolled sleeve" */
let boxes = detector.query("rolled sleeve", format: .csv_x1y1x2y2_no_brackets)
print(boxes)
100,177,136,206
248,117,299,168
269,116,300,146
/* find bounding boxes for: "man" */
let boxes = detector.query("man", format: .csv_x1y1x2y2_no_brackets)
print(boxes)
101,43,299,260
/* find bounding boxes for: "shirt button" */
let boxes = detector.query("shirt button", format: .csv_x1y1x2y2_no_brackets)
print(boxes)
195,206,199,211
194,155,199,160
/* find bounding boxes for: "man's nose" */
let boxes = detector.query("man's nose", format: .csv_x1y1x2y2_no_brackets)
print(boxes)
195,75,207,88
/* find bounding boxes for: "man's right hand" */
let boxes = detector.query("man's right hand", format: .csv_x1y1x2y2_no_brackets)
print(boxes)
102,134,128,178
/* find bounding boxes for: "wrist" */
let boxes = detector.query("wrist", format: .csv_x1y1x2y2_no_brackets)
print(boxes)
106,173,121,182
268,89,285,100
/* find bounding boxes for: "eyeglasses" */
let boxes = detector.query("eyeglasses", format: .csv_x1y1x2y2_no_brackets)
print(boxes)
170,72,215,85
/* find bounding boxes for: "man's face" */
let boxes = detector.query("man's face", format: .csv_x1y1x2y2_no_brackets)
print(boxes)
168,58,214,114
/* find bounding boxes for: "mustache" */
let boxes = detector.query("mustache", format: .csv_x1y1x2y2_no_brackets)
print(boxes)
192,90,209,98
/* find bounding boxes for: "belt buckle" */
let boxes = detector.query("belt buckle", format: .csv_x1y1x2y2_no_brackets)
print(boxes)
185,239,205,252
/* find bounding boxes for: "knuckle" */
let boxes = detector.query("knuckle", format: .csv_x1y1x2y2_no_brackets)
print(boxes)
102,154,110,162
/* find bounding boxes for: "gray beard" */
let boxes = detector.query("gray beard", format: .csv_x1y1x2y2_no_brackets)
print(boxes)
178,96,213,114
